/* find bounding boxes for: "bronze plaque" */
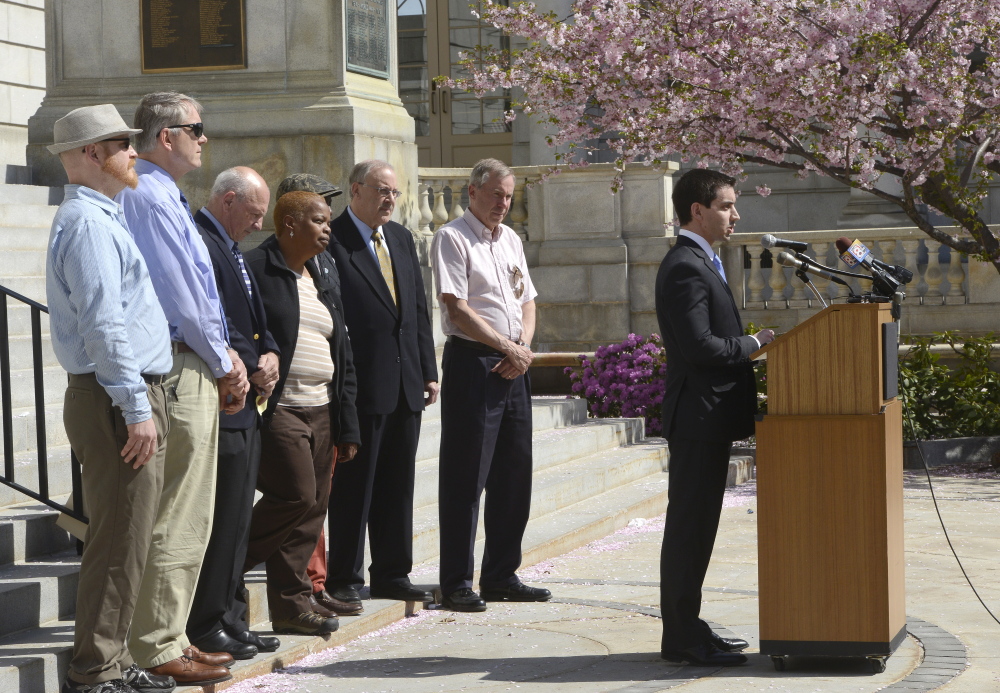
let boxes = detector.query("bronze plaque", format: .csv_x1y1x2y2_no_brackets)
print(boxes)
347,0,390,78
141,0,247,73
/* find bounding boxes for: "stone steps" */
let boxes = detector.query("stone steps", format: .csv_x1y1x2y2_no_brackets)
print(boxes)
0,303,52,338
0,226,51,250
0,446,74,510
0,249,46,276
0,184,63,208
0,276,46,303
0,204,58,229
0,396,693,692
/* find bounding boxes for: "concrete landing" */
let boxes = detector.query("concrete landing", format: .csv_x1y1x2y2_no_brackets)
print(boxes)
211,472,1000,692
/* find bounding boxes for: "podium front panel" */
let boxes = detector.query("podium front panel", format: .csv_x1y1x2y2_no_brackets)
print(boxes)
756,400,905,652
762,303,895,417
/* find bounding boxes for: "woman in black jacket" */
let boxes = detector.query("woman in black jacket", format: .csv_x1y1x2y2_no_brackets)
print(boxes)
242,191,361,636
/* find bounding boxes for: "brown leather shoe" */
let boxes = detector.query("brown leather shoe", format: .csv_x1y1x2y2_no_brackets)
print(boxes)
314,589,364,616
183,645,234,668
147,654,232,685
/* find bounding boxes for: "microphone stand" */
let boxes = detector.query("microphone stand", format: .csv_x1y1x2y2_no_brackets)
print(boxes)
791,252,869,281
794,268,829,308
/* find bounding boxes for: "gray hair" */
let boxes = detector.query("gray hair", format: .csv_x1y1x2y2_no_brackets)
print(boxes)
210,167,258,202
469,158,513,188
348,159,393,196
132,92,203,154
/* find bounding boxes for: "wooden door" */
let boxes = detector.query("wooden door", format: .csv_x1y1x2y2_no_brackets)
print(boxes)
397,0,513,166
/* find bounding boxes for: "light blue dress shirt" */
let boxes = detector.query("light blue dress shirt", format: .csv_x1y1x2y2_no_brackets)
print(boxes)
117,159,233,377
347,205,391,264
46,184,172,424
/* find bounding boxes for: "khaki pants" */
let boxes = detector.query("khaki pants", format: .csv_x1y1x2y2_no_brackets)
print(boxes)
128,352,219,667
64,373,168,685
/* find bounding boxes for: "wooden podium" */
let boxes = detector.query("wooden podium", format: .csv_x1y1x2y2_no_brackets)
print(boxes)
752,303,906,671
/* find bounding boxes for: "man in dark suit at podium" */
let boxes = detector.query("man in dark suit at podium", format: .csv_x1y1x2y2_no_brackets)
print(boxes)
655,168,775,666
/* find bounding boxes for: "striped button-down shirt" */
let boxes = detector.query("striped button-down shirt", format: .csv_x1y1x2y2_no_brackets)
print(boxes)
46,184,172,424
117,159,233,377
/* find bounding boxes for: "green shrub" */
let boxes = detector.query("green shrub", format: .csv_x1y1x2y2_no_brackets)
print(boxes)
898,331,1000,440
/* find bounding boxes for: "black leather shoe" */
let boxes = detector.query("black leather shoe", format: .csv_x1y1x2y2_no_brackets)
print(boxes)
442,588,487,612
191,628,258,660
227,628,280,653
122,664,176,693
369,581,433,602
328,585,362,604
708,631,749,652
661,643,748,666
480,581,552,602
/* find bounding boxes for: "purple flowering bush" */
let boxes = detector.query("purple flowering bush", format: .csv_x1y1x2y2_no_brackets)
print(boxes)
564,333,667,435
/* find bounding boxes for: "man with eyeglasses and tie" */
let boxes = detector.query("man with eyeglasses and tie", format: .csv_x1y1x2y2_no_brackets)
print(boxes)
116,91,249,687
322,160,439,611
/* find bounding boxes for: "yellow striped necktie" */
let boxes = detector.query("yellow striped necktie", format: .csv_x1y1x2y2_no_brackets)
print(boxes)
372,230,397,306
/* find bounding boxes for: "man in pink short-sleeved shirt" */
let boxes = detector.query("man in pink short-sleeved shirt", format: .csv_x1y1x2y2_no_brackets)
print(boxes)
430,158,552,612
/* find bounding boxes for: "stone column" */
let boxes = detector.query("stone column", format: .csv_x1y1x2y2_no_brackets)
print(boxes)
26,0,418,230
517,161,678,351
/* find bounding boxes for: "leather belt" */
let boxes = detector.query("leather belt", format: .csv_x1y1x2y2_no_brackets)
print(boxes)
172,341,195,355
447,335,504,357
142,373,167,385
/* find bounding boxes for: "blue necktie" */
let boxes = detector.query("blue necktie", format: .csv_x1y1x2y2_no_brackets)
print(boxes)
178,190,195,222
712,254,727,284
231,242,253,299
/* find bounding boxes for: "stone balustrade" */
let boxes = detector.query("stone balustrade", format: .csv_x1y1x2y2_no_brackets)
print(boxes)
417,165,1000,350
416,167,529,239
723,228,1000,335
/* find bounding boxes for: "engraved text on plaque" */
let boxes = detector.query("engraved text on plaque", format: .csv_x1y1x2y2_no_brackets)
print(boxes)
347,0,390,78
141,0,247,73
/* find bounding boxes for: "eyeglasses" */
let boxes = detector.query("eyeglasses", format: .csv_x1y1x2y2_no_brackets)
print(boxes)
361,183,402,199
162,122,204,138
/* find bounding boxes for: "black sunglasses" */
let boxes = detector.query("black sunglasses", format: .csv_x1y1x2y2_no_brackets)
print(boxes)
162,122,204,138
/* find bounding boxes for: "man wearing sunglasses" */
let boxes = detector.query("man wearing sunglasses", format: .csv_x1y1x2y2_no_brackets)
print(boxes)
116,91,248,687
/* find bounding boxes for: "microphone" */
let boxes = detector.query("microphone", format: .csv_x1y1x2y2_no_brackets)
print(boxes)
835,237,903,297
776,251,849,286
761,234,809,252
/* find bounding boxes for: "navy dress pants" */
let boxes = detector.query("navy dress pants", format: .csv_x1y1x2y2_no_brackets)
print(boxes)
437,340,533,595
326,389,421,590
187,423,261,641
659,435,733,653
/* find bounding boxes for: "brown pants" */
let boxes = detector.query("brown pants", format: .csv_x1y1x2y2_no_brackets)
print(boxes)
307,447,337,593
244,405,334,620
64,373,168,685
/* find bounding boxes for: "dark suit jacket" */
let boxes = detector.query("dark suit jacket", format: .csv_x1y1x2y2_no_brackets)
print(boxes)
326,209,438,416
194,210,280,430
245,235,361,446
655,234,759,442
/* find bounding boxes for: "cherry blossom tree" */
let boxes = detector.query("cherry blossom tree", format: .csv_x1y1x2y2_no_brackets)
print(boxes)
456,0,1000,270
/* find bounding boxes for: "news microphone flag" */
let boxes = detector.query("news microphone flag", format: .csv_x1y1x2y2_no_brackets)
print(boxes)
839,239,871,269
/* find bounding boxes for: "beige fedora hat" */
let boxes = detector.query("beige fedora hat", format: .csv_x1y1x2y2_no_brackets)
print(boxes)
47,104,142,155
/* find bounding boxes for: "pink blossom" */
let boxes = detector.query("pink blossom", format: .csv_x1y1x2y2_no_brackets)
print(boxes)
459,0,1000,262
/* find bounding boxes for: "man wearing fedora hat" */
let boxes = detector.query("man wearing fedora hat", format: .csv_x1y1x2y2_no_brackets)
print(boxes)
46,104,177,693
